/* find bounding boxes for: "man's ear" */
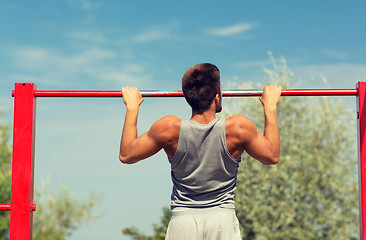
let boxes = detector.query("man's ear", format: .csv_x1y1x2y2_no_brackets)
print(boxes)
214,94,220,103
214,93,222,113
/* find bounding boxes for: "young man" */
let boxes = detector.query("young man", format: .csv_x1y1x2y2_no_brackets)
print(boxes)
120,63,281,239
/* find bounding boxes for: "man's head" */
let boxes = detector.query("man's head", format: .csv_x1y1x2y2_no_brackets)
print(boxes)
182,63,222,114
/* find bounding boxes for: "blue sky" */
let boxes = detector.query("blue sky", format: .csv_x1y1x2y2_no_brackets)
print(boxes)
1,0,365,239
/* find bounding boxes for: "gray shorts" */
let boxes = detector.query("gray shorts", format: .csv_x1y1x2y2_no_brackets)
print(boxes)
165,207,242,240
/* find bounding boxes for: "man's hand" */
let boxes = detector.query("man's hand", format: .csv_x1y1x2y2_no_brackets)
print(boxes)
121,86,144,110
259,85,282,109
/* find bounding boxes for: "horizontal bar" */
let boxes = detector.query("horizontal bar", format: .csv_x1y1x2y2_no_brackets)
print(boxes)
0,203,36,211
224,89,358,97
0,204,10,211
11,89,358,98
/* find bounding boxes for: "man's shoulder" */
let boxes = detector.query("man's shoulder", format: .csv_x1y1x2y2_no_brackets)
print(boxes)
225,114,256,133
151,115,181,134
226,114,252,125
150,115,181,144
157,115,181,126
225,114,258,149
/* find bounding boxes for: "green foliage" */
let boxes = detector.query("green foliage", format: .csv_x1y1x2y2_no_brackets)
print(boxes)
0,111,12,239
0,111,101,240
121,54,359,239
32,179,101,240
222,54,358,239
122,207,171,240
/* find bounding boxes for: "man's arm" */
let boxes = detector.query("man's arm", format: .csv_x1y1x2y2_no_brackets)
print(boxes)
227,85,281,165
119,87,160,164
119,87,179,164
245,85,281,165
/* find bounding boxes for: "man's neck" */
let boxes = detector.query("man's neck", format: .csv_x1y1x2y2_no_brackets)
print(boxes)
190,110,216,124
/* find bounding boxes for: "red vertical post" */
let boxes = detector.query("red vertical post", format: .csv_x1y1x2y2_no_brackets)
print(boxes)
358,81,366,240
10,83,37,240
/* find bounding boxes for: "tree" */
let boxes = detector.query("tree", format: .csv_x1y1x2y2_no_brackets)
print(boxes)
122,207,171,240
223,54,358,239
32,179,101,240
0,111,101,240
121,55,359,239
0,111,12,239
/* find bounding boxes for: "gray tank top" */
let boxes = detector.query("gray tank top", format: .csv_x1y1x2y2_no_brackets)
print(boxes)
169,118,241,210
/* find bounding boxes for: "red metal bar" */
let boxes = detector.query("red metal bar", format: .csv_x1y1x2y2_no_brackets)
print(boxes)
279,89,357,96
0,204,36,212
0,204,11,211
10,83,37,239
358,81,366,240
11,88,359,98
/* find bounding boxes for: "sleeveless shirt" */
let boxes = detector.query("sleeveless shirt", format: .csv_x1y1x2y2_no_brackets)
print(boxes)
169,119,241,210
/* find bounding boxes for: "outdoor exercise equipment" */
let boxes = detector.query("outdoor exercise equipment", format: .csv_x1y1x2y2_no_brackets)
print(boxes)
2,82,366,239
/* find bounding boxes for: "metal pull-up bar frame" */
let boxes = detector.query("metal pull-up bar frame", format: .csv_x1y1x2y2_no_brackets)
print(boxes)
4,82,366,239
11,88,359,97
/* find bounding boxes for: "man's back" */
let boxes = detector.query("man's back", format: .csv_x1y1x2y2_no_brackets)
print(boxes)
149,114,254,160
169,118,241,210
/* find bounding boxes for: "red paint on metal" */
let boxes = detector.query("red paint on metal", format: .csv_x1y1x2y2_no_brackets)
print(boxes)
0,203,35,212
11,88,358,98
280,89,357,96
358,82,366,240
10,83,37,239
31,90,183,97
0,204,11,211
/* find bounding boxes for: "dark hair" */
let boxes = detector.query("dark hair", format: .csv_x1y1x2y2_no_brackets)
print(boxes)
182,63,221,114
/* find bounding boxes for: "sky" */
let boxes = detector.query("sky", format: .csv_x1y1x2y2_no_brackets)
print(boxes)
1,0,365,239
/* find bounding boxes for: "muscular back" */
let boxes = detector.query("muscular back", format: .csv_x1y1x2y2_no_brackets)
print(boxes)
154,115,253,160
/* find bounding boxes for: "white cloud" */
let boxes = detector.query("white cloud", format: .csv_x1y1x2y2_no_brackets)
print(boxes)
131,23,177,43
207,22,259,37
321,49,348,60
9,46,152,88
100,64,154,83
133,29,169,42
234,59,271,68
12,47,114,71
67,31,106,43
292,63,366,88
68,0,100,11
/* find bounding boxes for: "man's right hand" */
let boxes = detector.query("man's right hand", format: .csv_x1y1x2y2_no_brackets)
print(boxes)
259,85,282,109
121,86,144,110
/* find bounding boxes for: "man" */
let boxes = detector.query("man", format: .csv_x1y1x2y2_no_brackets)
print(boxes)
119,63,281,239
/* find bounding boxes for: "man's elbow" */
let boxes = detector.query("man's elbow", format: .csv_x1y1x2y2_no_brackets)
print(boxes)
262,156,279,165
269,157,280,165
119,154,134,164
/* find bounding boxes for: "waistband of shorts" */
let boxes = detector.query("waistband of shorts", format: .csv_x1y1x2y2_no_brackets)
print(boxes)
171,206,235,217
